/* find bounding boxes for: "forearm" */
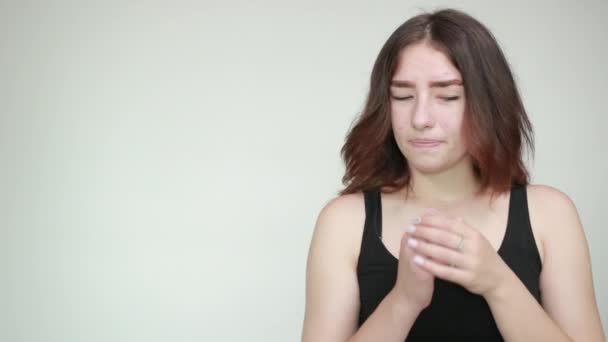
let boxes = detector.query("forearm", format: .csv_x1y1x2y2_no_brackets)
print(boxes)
486,273,573,342
349,289,420,342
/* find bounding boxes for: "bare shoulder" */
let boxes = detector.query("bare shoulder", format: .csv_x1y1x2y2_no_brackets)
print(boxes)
526,184,584,262
302,192,367,341
525,187,605,340
526,183,580,222
318,192,366,223
312,192,367,266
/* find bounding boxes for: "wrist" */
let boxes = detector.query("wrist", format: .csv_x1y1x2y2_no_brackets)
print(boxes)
483,268,517,304
387,288,425,319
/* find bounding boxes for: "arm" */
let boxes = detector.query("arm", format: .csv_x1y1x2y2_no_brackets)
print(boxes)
485,267,576,341
349,289,422,342
485,185,605,342
301,195,422,342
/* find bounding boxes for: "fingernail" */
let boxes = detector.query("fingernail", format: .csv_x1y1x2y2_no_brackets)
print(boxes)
413,255,425,265
405,224,416,233
411,217,421,224
407,238,418,248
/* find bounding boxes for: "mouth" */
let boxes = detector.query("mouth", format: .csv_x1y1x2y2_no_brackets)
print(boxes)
409,139,443,148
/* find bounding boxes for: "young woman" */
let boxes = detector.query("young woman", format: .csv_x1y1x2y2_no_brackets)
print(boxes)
301,8,605,342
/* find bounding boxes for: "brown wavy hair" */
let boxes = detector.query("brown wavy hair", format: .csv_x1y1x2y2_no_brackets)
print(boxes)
339,8,534,196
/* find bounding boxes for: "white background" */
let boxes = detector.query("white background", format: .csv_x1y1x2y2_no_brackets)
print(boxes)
1,1,606,341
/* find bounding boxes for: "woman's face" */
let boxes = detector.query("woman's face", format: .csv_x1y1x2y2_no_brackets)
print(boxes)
390,42,469,175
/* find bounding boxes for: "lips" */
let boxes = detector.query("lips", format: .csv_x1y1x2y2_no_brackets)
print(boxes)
410,139,443,147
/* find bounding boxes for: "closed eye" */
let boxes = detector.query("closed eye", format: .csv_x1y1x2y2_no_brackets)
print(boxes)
391,95,413,101
440,96,460,101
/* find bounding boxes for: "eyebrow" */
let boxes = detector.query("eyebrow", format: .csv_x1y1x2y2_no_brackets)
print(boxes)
390,79,463,88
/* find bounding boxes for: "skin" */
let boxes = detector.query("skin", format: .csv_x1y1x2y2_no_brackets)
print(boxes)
301,41,605,342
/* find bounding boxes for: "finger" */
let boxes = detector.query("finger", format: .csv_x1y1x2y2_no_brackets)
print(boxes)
422,207,441,216
408,224,463,250
401,233,434,278
401,232,421,259
421,214,469,237
407,237,467,267
413,254,469,284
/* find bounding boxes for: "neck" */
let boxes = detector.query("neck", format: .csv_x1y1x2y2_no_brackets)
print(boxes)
404,156,482,207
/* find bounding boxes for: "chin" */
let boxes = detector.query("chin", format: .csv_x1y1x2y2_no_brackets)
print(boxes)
408,160,450,175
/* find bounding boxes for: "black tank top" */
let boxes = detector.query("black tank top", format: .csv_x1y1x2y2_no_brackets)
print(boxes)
357,184,542,340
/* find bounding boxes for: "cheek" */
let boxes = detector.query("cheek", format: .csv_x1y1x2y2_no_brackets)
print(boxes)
436,107,465,134
390,107,410,131
436,116,460,132
437,114,467,153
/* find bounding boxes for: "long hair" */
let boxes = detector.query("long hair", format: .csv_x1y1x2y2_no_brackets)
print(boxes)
339,8,534,196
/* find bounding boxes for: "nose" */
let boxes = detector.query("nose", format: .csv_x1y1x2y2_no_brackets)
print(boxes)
411,96,435,130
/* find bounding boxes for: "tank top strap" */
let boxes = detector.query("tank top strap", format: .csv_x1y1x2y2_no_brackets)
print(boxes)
362,190,382,240
359,190,388,262
500,184,542,273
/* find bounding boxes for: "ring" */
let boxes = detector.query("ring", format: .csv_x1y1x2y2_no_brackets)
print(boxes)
456,236,464,252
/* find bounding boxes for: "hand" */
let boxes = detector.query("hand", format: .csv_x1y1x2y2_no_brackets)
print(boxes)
392,210,437,311
404,210,512,298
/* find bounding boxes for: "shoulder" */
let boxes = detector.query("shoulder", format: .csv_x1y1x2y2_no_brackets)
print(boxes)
525,184,584,261
314,191,367,240
311,191,367,266
317,191,366,224
526,184,580,222
303,192,369,340
524,187,605,341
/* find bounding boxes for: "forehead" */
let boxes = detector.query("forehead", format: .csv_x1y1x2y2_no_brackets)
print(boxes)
393,42,462,81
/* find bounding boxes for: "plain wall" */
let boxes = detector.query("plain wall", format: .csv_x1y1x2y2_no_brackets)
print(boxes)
1,0,606,341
